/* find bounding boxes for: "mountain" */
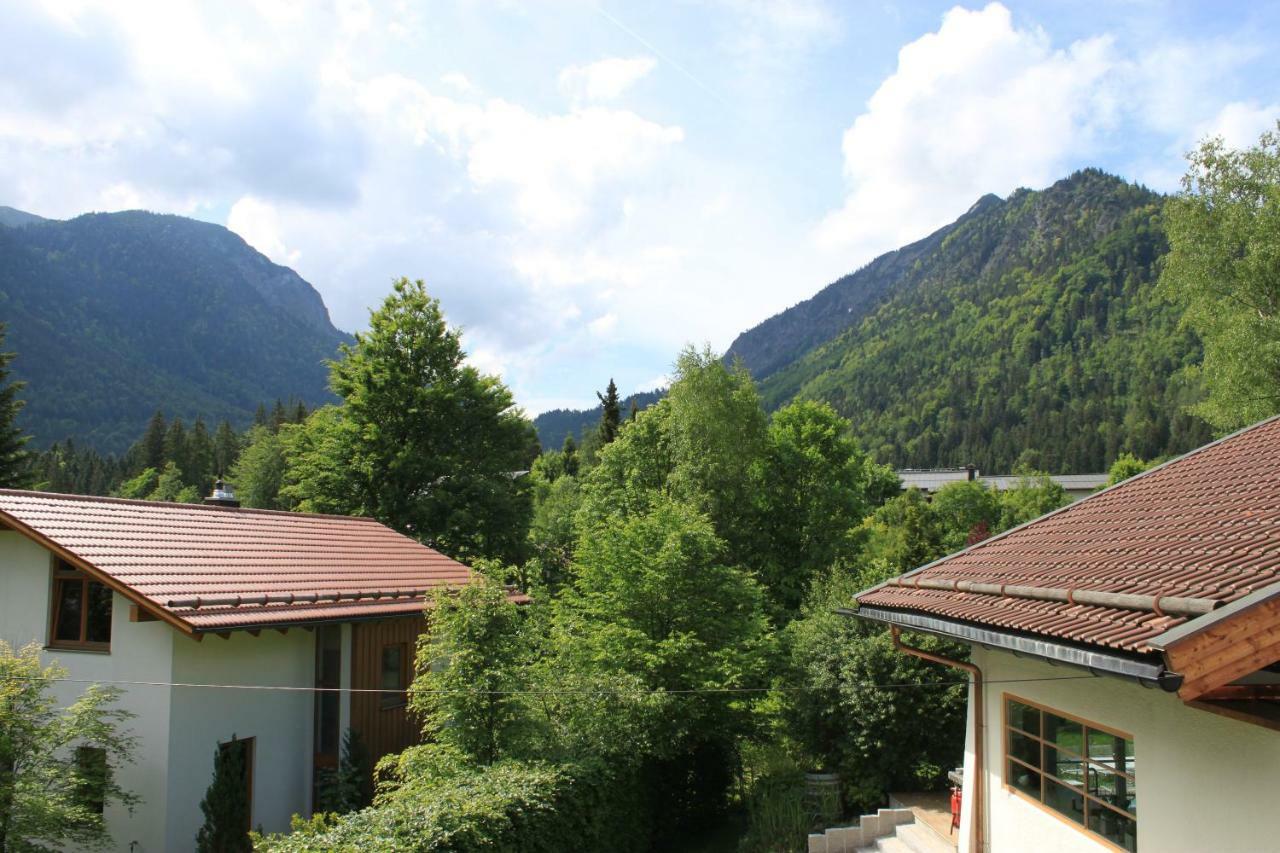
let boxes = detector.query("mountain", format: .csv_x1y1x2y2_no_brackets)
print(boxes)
533,389,665,450
725,169,1212,472
0,208,352,452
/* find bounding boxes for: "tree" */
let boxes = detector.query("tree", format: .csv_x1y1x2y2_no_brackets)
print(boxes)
1162,123,1280,429
596,379,621,445
140,410,167,473
195,736,251,853
229,427,288,510
0,326,32,489
314,729,371,815
283,279,534,562
213,421,240,477
411,579,537,766
0,641,139,852
1105,453,1151,487
560,435,579,478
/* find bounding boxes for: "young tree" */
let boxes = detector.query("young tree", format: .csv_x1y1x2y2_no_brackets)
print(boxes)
230,427,288,510
284,278,534,561
212,421,241,477
561,435,579,478
139,410,168,473
596,379,622,445
1162,122,1280,429
0,325,32,488
0,641,139,852
195,736,251,853
1105,453,1151,487
411,579,537,766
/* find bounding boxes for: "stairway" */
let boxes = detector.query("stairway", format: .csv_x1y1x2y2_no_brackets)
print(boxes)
807,807,955,853
858,820,954,853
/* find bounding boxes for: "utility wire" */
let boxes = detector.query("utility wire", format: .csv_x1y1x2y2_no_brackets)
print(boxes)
1,673,1098,695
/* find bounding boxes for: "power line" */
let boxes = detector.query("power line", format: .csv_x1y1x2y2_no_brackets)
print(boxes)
1,672,1097,696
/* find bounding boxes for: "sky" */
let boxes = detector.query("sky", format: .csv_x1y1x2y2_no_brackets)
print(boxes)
2,1,1278,415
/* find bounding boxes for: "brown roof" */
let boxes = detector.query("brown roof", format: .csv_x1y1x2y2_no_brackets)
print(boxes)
856,416,1280,655
0,490,479,633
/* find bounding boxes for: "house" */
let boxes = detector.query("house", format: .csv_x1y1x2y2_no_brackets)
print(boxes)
896,468,1109,500
851,417,1280,853
0,487,491,852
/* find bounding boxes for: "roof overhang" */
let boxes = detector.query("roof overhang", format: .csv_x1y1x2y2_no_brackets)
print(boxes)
844,605,1182,691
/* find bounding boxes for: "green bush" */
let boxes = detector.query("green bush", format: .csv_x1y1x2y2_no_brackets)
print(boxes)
255,747,648,853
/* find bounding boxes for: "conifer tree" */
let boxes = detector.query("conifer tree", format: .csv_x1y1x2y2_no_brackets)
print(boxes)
195,736,251,853
213,421,240,475
596,378,621,445
141,410,167,472
253,403,268,428
561,434,579,477
0,324,32,488
628,398,639,422
163,418,188,478
270,400,287,433
291,400,308,424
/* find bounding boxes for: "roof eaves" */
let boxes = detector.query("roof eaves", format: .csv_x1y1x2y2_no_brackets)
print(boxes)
852,413,1280,604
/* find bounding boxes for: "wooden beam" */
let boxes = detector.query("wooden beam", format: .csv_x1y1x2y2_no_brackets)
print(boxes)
1177,624,1280,700
1186,699,1280,733
1164,596,1280,700
276,627,289,636
216,631,232,641
247,629,261,637
1196,684,1280,702
129,604,159,623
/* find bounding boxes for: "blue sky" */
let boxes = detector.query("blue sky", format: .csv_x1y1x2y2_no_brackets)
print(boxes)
2,1,1278,415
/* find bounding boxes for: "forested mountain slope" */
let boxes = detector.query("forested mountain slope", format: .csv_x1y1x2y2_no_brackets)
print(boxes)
737,170,1211,472
0,208,351,452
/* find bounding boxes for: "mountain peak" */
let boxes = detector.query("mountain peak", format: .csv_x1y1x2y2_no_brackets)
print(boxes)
0,206,49,228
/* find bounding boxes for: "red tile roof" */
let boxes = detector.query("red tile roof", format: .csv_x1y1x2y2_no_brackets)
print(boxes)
856,416,1280,654
0,490,480,632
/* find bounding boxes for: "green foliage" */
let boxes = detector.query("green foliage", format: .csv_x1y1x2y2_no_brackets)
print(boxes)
1105,453,1151,487
0,324,32,488
1161,123,1280,430
195,736,251,853
282,278,533,562
314,729,372,815
738,744,808,853
596,379,622,445
412,579,539,766
532,389,664,451
254,750,647,853
524,472,579,591
745,170,1212,472
0,641,139,852
229,426,288,509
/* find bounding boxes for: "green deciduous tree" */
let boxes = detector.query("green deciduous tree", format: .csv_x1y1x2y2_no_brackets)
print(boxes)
282,279,534,561
0,325,32,489
1105,453,1151,487
0,641,139,852
229,427,288,510
1162,123,1280,429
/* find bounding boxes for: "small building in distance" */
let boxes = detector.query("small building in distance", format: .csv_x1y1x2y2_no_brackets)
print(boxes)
0,487,496,852
857,417,1280,853
897,467,1108,500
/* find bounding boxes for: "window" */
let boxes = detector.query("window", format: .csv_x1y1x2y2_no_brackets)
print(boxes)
1004,696,1136,851
380,643,408,709
50,561,112,650
75,746,108,815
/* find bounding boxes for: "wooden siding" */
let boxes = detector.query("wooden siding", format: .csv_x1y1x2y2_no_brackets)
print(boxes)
1164,595,1280,701
351,616,427,770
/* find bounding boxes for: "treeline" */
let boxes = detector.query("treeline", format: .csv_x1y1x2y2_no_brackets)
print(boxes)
29,399,310,502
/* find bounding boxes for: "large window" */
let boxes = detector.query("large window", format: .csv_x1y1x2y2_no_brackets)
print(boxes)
1004,695,1136,852
49,560,112,650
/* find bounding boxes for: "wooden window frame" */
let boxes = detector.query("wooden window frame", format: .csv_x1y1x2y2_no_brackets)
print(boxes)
379,642,409,710
1002,693,1136,853
47,559,113,652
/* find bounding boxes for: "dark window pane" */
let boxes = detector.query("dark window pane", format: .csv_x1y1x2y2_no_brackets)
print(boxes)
1044,712,1083,756
1008,729,1041,769
381,644,405,709
1088,729,1135,777
1044,778,1086,825
86,582,112,643
1007,699,1040,735
54,580,84,642
1088,804,1137,852
1007,760,1041,799
1046,745,1087,787
1089,767,1136,817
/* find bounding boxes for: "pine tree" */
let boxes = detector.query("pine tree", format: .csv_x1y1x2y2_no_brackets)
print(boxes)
213,421,240,476
270,400,287,433
561,434,579,477
188,418,215,494
253,403,268,428
141,410,167,472
292,400,308,424
195,736,251,853
596,378,621,445
0,324,32,488
628,398,639,422
163,419,189,480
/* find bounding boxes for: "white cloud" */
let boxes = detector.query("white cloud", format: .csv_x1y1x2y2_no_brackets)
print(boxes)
816,3,1118,257
588,312,618,336
558,57,656,104
227,195,300,265
1196,101,1280,149
440,71,477,94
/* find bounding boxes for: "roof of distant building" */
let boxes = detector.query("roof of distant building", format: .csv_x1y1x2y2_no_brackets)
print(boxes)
0,490,486,634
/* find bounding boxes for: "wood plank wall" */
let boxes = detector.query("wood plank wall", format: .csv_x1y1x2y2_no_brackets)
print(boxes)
350,616,428,772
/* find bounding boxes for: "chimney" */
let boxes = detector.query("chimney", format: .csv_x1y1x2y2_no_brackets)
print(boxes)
204,478,241,508
966,464,978,481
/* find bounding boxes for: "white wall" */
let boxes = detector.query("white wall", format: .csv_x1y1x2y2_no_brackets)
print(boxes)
0,531,175,853
962,647,1280,853
168,627,316,850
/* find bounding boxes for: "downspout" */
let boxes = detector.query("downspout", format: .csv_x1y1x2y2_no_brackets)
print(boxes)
891,626,985,853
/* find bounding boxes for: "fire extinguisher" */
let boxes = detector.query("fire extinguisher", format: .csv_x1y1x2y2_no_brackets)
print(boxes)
950,786,962,832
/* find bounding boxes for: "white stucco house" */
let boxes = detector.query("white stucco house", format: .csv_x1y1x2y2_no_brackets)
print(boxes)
852,416,1280,853
0,486,489,852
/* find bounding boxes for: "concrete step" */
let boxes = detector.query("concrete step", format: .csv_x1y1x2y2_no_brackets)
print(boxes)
894,823,955,853
872,836,911,853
